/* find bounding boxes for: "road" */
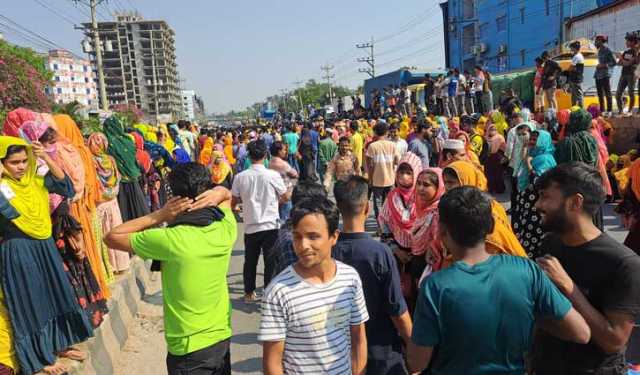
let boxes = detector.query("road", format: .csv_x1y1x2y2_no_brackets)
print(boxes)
114,202,628,375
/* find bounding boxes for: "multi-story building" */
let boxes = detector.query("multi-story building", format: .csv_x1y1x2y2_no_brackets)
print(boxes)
83,12,181,121
440,0,606,73
46,49,97,108
181,90,195,120
181,90,206,121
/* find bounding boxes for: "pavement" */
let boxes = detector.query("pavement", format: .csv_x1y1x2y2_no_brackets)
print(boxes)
113,197,630,374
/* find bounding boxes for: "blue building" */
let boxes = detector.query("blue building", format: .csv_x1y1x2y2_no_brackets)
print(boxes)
440,0,614,74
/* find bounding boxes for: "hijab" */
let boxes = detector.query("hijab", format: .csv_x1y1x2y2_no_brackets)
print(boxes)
103,116,140,181
446,160,488,191
130,131,152,173
518,130,556,191
411,169,446,268
490,111,509,136
590,120,612,196
378,152,423,249
87,132,121,201
174,148,191,164
210,151,232,184
199,137,214,166
554,109,598,166
0,136,52,239
158,123,175,152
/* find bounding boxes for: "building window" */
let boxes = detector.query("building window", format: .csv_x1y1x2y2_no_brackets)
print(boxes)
545,0,549,16
479,22,489,39
520,49,526,66
53,63,58,70
520,7,525,24
55,76,60,82
83,66,88,72
69,64,74,70
57,88,62,94
86,88,91,94
463,0,475,19
462,24,475,54
85,77,89,83
496,15,507,32
497,55,508,72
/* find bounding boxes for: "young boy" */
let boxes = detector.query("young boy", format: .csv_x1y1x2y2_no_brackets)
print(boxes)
323,136,360,191
259,197,369,374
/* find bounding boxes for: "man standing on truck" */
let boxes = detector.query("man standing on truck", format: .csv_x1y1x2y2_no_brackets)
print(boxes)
541,51,562,111
616,32,638,115
568,41,585,108
594,35,617,116
423,74,436,114
534,57,545,113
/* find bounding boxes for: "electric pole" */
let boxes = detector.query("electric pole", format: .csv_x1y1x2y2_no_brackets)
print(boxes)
356,36,375,78
320,64,335,105
90,0,108,110
293,79,303,111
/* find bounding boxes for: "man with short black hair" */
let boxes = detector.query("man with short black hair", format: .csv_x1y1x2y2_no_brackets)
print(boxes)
533,162,640,374
104,163,236,375
541,51,561,111
333,176,412,375
259,197,369,374
617,32,638,115
408,186,591,374
389,124,408,157
366,122,401,225
408,122,433,168
232,140,288,303
568,41,585,108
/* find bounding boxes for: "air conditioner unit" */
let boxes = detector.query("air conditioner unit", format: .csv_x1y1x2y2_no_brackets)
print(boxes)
449,24,456,32
470,45,478,54
478,43,488,53
498,44,507,54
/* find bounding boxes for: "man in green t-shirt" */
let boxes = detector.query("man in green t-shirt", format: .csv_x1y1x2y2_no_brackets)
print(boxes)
105,162,237,375
407,186,591,374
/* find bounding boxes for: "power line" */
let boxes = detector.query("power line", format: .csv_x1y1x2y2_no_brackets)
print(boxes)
0,14,83,57
31,0,80,26
0,23,56,51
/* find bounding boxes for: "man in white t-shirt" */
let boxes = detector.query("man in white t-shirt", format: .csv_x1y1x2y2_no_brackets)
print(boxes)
568,41,585,108
259,197,369,374
456,68,467,116
389,124,408,157
232,140,288,303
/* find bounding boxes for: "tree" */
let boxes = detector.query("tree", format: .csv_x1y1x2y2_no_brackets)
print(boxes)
0,41,52,127
111,103,144,127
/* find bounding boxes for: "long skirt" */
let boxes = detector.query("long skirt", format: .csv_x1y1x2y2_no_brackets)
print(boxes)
485,152,506,194
512,185,546,259
0,227,93,374
0,288,17,373
52,203,109,328
97,199,129,272
117,180,150,222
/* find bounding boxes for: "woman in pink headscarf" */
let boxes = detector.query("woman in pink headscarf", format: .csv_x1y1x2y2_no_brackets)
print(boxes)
590,120,613,197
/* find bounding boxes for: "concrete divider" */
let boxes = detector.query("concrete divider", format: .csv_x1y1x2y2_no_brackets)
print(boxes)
36,257,153,375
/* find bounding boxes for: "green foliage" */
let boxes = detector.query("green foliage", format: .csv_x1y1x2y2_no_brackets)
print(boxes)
52,100,84,124
0,41,52,81
80,116,102,137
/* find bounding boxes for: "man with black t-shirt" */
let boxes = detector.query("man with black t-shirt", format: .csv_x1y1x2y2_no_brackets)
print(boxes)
617,32,638,115
533,162,640,375
541,51,561,111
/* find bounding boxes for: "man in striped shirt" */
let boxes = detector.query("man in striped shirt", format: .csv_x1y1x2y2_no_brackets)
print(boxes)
259,198,369,374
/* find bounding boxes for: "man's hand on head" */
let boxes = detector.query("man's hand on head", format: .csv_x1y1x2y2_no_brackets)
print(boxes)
154,196,193,222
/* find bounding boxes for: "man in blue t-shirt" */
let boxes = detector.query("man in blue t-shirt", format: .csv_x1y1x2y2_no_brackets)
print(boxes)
407,186,591,374
333,176,412,375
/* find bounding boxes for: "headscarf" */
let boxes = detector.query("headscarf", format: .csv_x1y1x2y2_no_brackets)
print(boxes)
454,131,483,170
19,121,85,206
378,152,423,249
87,132,121,201
53,114,100,210
103,116,140,181
615,155,632,193
0,136,52,239
557,109,571,140
490,111,509,136
518,130,556,191
199,137,214,166
158,124,175,152
2,108,37,137
554,109,599,166
587,103,601,120
130,132,152,173
590,120,612,196
485,124,506,154
223,136,236,165
630,159,640,201
447,118,460,137
411,168,446,269
445,160,488,191
609,154,619,166
173,148,191,164
210,151,232,184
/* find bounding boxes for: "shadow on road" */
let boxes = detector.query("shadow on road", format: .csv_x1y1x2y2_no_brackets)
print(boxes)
232,298,260,314
232,357,261,373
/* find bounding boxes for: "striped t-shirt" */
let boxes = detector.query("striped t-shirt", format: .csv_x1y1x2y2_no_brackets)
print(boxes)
258,261,369,374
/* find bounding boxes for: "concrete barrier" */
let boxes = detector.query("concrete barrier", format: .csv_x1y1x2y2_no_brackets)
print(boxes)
608,115,640,155
36,257,153,375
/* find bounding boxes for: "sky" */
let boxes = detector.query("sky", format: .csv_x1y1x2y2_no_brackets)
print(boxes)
3,0,445,114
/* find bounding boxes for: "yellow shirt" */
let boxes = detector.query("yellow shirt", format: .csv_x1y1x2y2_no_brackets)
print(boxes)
351,132,364,170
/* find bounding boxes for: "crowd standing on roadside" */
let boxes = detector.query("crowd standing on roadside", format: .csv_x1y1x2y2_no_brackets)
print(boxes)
1,31,640,375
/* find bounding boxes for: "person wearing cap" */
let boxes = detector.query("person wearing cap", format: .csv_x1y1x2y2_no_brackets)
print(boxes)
568,41,585,108
440,139,467,168
594,35,617,115
617,32,639,115
541,51,562,111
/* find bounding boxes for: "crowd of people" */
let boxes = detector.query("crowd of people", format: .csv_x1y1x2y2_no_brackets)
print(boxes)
1,34,640,375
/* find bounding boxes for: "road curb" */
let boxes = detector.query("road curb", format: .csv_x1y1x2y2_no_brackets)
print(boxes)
36,257,153,375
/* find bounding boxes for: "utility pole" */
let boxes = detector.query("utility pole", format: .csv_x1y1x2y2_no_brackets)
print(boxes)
89,0,108,110
320,64,335,105
356,36,375,78
292,79,303,111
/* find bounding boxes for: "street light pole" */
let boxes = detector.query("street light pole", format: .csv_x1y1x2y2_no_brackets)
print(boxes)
90,0,108,111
